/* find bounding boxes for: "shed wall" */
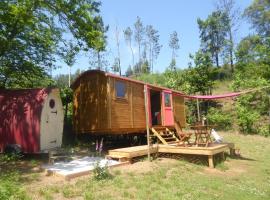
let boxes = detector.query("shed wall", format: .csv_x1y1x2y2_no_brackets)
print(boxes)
173,95,186,127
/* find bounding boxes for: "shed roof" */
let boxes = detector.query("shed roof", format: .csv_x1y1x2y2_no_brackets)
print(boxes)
71,70,184,95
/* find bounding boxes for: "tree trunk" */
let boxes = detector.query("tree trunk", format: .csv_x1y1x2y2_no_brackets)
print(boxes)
64,102,68,122
229,29,234,74
97,51,101,70
215,52,219,68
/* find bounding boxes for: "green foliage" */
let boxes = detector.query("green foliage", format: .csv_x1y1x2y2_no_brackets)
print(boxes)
258,125,270,137
125,65,133,76
187,50,217,94
146,25,162,72
197,10,230,67
60,87,73,106
232,73,269,134
111,58,120,74
53,69,81,88
92,161,113,181
244,0,270,37
136,72,166,86
235,104,260,134
169,31,180,60
0,153,22,163
0,171,29,200
206,107,232,130
0,0,106,88
235,36,270,81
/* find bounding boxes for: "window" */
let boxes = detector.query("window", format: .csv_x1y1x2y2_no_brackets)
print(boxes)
164,93,171,107
49,99,55,109
115,80,126,98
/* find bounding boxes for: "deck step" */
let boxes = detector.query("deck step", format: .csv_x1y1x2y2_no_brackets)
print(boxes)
150,127,179,145
167,141,177,144
164,137,177,141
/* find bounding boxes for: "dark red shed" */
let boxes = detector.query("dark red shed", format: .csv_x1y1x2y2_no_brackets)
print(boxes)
0,88,64,153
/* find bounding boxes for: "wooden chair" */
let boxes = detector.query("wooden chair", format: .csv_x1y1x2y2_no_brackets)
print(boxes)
191,124,213,147
174,120,192,146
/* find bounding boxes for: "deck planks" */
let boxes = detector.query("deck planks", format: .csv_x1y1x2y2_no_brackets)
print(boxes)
107,143,235,168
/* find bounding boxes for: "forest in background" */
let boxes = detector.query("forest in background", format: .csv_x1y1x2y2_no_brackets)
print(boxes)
0,0,269,136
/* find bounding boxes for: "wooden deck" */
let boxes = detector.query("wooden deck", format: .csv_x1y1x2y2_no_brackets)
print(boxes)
107,143,235,168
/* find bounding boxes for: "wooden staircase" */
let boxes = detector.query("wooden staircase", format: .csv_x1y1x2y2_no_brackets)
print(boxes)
150,127,179,145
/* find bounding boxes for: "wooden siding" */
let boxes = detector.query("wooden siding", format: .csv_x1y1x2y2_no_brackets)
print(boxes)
131,82,146,128
73,73,108,133
173,95,186,127
109,78,146,130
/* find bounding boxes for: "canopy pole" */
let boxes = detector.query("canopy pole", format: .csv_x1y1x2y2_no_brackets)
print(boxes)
197,98,200,122
144,85,151,161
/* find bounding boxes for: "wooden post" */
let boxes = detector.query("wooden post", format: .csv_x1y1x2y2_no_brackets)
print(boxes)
144,85,151,161
208,155,214,168
197,98,200,122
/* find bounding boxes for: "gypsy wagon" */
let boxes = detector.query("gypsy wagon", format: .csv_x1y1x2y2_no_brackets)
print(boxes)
0,88,64,153
71,70,186,136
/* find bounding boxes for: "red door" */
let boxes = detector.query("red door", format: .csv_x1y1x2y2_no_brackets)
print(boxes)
162,90,174,126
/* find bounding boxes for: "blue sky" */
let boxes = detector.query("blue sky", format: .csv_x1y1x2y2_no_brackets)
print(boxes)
53,0,253,76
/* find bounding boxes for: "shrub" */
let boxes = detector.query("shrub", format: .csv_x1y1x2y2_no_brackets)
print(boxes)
258,125,270,137
236,105,260,134
92,161,112,181
206,107,232,130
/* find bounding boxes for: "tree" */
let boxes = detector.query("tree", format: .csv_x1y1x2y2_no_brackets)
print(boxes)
0,0,107,88
146,25,162,72
114,24,121,75
54,69,81,88
168,58,177,71
134,16,145,69
125,65,133,77
89,49,109,71
141,61,150,74
169,31,180,61
124,27,135,67
187,50,217,95
232,0,270,134
111,58,120,74
59,41,79,87
244,0,270,37
215,0,241,73
197,11,230,68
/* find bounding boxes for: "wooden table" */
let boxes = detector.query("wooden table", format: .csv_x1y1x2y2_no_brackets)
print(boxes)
190,125,216,147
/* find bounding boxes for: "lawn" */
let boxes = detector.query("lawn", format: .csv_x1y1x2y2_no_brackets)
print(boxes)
1,131,270,200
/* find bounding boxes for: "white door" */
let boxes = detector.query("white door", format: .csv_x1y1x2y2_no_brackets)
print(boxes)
40,89,64,151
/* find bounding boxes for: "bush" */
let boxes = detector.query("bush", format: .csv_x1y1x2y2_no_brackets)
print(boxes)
206,107,232,130
92,161,112,181
258,125,270,137
0,153,22,163
236,105,260,134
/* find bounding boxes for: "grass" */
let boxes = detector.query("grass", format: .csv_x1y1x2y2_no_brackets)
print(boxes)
0,170,30,200
1,131,270,200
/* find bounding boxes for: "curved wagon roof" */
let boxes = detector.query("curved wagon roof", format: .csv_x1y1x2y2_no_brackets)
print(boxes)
71,70,185,95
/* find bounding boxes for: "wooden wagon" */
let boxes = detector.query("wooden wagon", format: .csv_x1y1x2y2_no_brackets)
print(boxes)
71,70,186,136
